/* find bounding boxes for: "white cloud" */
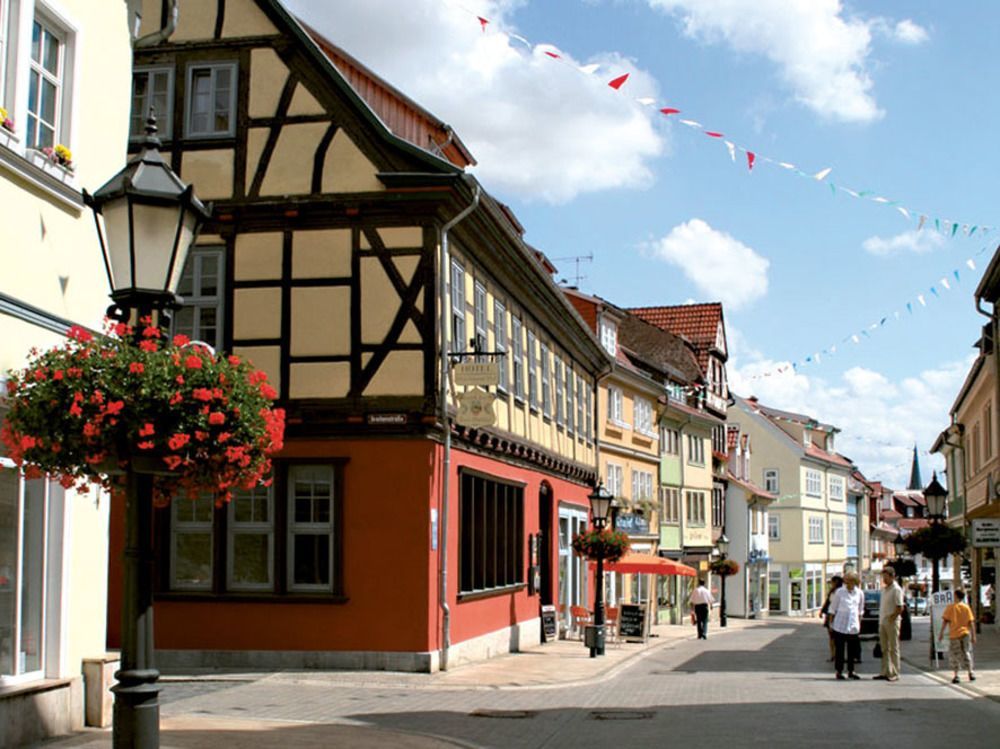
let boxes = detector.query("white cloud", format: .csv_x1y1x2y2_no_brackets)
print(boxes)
280,0,664,203
648,0,885,123
647,219,769,310
729,353,974,487
891,19,930,45
862,229,944,257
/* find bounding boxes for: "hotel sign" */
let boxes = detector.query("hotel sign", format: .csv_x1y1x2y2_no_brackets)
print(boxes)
971,519,1000,547
453,361,499,387
456,389,496,428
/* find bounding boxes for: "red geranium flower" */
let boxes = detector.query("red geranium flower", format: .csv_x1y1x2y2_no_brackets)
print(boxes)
208,412,225,426
129,362,144,374
184,355,203,370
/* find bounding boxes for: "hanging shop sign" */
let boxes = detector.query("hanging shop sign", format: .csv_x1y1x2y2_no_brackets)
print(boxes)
456,389,496,427
453,361,500,387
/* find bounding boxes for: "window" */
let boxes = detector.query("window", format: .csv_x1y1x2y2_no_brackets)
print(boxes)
768,514,780,540
712,424,726,455
634,397,654,436
459,472,524,595
473,282,487,358
0,0,9,101
985,402,993,459
26,17,64,149
661,427,680,456
174,247,225,350
228,485,274,591
450,260,466,355
686,434,705,465
666,381,685,401
287,465,336,592
599,318,617,356
632,471,653,502
131,67,174,139
763,469,779,495
847,514,858,547
828,475,844,501
712,486,724,527
808,516,824,544
608,386,625,425
540,342,551,417
566,364,575,433
585,383,593,442
830,519,845,546
803,431,812,448
972,423,981,474
555,358,565,425
493,301,508,392
685,491,706,526
660,487,680,524
606,463,623,498
576,373,585,436
171,494,215,591
512,317,524,399
186,62,237,137
527,331,538,409
805,469,822,497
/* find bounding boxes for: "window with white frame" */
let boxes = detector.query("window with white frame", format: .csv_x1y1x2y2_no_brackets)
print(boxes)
685,490,706,526
808,516,824,543
828,475,845,501
599,317,617,357
540,342,551,417
847,513,858,547
566,363,575,433
0,0,9,104
803,431,812,448
585,383,593,442
661,427,680,456
686,434,705,465
631,470,653,503
450,260,466,355
171,494,215,591
473,282,487,358
805,469,822,497
634,397,654,437
130,67,173,139
606,463,623,499
528,331,538,409
608,385,625,425
830,519,845,546
26,15,66,150
288,464,336,592
763,469,779,495
186,61,237,138
227,484,274,591
712,486,724,527
173,246,225,350
555,358,565,425
493,300,508,392
666,381,685,401
660,486,680,524
768,514,780,540
512,317,524,400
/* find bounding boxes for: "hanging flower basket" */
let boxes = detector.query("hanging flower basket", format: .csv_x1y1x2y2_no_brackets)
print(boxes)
903,525,966,561
1,321,285,505
710,558,740,576
572,528,630,563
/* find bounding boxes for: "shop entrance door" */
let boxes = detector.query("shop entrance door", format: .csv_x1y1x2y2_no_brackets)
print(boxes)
558,506,588,631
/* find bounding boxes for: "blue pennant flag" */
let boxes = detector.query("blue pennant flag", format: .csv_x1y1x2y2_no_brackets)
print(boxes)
907,303,914,314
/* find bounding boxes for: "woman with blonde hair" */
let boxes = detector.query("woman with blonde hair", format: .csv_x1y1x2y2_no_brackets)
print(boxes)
828,572,865,680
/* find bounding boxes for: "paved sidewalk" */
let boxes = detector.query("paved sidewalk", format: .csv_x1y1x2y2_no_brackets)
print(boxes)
901,616,1000,700
39,617,744,747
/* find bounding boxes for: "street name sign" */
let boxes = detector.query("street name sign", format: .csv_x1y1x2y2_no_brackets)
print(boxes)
453,361,499,387
971,518,1000,547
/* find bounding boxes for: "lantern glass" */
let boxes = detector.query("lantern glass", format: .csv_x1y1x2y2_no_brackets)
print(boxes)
588,486,613,525
131,200,191,294
894,535,906,557
100,197,132,292
717,533,730,556
925,491,946,518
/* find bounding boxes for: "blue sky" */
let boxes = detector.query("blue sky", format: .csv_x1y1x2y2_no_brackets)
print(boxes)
283,0,1000,486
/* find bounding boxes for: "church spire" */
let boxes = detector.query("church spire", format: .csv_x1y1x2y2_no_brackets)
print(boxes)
907,444,923,491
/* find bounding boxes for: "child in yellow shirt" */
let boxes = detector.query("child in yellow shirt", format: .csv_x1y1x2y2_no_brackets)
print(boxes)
938,589,976,683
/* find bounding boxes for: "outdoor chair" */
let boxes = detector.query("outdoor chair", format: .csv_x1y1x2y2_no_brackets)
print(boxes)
604,606,621,647
570,605,592,639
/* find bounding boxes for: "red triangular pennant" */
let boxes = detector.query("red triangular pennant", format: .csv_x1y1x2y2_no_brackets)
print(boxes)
544,51,560,59
478,16,489,32
659,108,681,116
705,131,724,138
607,73,629,90
747,151,756,171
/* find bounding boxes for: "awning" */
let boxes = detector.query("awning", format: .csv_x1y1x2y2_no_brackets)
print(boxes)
596,552,697,577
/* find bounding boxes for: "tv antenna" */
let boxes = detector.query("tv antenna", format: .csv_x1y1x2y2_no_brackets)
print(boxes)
551,253,593,287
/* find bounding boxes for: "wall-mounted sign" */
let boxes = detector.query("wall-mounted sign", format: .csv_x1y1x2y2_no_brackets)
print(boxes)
971,518,1000,547
615,513,650,536
456,389,496,427
367,413,407,425
454,361,499,387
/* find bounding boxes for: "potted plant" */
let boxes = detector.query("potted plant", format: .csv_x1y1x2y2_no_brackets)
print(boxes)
29,143,74,182
0,107,16,148
1,320,285,506
903,525,967,561
710,558,740,576
572,528,630,563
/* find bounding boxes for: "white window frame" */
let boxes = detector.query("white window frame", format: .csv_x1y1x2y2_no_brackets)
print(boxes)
808,516,824,544
512,316,524,400
555,357,565,426
130,65,174,140
631,470,653,503
170,494,215,592
450,260,466,355
634,397,655,437
287,464,336,593
768,514,780,540
599,317,617,357
185,60,238,138
227,484,275,592
25,13,65,150
173,246,226,351
608,385,625,426
828,475,845,502
540,341,551,417
585,382,593,442
805,469,822,497
493,300,507,392
685,490,706,527
566,365,575,434
0,0,9,105
606,463,623,499
830,518,845,546
686,434,705,465
661,427,680,456
763,468,779,495
473,281,487,358
528,330,538,410
660,486,680,524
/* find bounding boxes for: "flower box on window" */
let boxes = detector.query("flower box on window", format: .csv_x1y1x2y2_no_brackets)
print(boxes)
28,146,75,184
0,108,17,150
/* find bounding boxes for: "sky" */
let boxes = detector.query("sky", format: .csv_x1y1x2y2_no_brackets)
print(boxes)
280,0,1000,488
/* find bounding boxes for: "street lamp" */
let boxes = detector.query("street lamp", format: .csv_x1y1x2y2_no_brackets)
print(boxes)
84,115,210,749
924,471,949,594
587,482,615,658
893,531,906,560
716,533,729,628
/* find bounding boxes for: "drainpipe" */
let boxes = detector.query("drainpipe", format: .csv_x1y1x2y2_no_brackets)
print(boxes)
132,0,178,47
437,184,479,671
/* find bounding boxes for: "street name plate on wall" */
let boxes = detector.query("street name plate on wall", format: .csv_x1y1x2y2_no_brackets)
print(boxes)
453,361,499,387
971,518,1000,547
367,413,407,425
456,389,496,428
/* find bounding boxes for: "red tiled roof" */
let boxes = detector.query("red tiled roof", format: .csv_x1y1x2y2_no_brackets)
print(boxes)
804,445,853,468
562,288,599,334
898,518,930,530
895,493,918,507
664,397,723,425
727,472,777,501
882,509,902,519
628,303,723,370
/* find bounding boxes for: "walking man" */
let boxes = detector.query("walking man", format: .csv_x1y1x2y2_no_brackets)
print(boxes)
939,589,976,683
874,567,905,681
689,578,715,640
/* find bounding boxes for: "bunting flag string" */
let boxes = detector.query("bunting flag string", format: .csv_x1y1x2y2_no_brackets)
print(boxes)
744,245,993,382
449,2,997,237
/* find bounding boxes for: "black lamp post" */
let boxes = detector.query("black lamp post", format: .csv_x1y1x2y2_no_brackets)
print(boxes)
717,533,729,628
924,472,949,594
84,115,210,749
587,483,614,658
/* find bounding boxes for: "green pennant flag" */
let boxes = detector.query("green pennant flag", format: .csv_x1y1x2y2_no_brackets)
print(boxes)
935,218,941,232
952,222,959,237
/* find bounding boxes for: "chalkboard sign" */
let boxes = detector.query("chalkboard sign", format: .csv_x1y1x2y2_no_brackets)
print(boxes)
540,605,557,642
619,604,645,640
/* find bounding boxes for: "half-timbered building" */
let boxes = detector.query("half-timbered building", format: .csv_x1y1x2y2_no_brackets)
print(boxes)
109,0,609,672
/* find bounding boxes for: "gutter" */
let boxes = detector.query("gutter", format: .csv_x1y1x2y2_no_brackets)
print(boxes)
437,184,480,672
133,0,177,48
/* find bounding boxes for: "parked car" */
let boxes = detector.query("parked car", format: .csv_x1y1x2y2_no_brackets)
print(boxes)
909,597,928,615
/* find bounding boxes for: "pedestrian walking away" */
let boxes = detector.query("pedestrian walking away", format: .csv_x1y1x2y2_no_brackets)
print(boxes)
874,567,905,682
939,588,977,683
827,572,864,680
820,575,844,662
689,578,715,640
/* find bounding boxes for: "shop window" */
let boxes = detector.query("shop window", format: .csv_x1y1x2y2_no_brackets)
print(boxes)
185,61,237,138
458,471,524,595
130,66,173,139
173,246,225,351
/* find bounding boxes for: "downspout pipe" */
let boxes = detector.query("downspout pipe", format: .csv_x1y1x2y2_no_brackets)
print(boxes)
132,0,178,48
437,184,479,671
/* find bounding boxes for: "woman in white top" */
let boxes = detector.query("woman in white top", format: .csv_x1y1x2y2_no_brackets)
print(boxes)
827,571,865,680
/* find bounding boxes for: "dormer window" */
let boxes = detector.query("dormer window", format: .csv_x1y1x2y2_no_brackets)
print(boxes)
803,431,812,448
599,318,617,357
826,434,835,452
